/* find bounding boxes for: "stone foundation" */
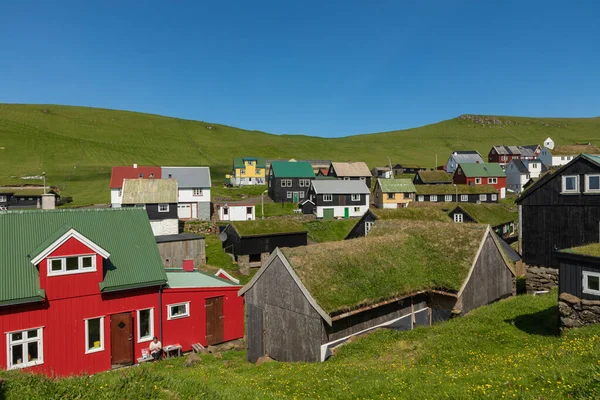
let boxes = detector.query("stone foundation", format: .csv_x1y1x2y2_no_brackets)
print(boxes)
526,266,558,293
238,255,250,275
559,293,600,330
261,252,270,267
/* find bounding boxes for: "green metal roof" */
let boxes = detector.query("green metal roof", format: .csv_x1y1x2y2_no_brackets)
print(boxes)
28,224,73,261
0,208,167,306
233,157,266,169
270,161,315,178
584,154,600,164
166,271,238,288
458,163,506,178
378,178,416,193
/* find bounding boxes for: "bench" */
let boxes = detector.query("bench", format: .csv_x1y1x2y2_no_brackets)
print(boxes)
163,344,182,359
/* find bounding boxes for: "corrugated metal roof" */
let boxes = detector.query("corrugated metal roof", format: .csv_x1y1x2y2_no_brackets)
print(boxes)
122,179,178,204
377,179,416,193
458,163,506,177
109,166,162,188
0,208,167,305
270,161,315,178
331,162,371,177
311,180,370,195
450,151,484,165
161,167,211,188
166,271,238,288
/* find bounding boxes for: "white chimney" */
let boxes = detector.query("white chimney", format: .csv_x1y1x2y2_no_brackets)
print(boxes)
133,163,138,168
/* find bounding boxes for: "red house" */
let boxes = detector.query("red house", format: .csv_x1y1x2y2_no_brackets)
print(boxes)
488,145,541,167
453,163,507,199
0,208,243,376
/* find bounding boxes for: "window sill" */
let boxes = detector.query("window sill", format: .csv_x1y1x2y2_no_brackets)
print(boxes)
583,192,600,195
559,192,580,195
8,360,43,370
167,314,190,321
138,336,153,344
582,289,600,296
85,347,105,355
48,268,97,277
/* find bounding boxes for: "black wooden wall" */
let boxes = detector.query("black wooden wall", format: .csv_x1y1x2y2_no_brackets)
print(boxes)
415,193,498,203
344,211,376,239
268,177,314,203
223,225,308,257
558,253,600,300
145,203,178,220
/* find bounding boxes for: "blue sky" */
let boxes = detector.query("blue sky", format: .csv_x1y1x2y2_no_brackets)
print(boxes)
1,1,599,137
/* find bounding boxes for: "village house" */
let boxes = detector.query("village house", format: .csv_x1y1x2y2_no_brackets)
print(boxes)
487,145,540,167
162,167,211,220
371,167,393,179
155,233,206,269
373,178,416,208
452,163,507,198
266,159,332,175
413,170,452,185
327,162,373,187
505,159,545,193
415,184,499,203
216,203,256,221
240,220,514,363
301,180,370,219
267,161,315,203
445,151,484,174
516,154,600,268
121,178,179,236
110,165,162,207
538,142,600,167
447,203,517,239
226,157,266,186
392,164,427,175
0,187,59,210
0,208,243,376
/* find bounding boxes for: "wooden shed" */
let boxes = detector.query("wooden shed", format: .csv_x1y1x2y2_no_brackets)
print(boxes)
240,220,515,363
447,203,517,240
155,233,206,268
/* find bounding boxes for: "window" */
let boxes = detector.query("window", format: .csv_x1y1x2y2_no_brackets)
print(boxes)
479,194,487,201
287,191,292,199
158,204,169,212
365,221,373,235
403,193,410,199
139,173,143,178
247,161,254,166
354,207,360,212
117,189,122,198
0,195,6,202
491,194,498,201
223,207,229,215
531,163,537,168
7,328,43,370
343,177,351,181
323,194,333,202
562,175,579,193
583,271,600,295
299,191,305,199
457,169,462,175
137,309,153,343
475,178,481,184
47,255,96,276
444,195,452,202
418,195,424,202
246,207,253,214
168,302,190,320
85,317,104,353
386,193,395,200
281,179,292,187
460,195,468,202
351,194,361,201
585,175,600,193
561,156,565,161
430,195,437,202
240,169,246,175
454,213,463,223
193,188,203,196
299,179,311,187
256,168,261,174
488,178,498,184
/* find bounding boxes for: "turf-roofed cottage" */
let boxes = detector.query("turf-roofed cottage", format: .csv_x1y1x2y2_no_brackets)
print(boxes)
413,170,453,185
240,220,515,363
226,157,266,186
268,161,315,203
415,184,499,203
373,178,416,208
448,203,517,239
0,208,243,376
0,187,60,210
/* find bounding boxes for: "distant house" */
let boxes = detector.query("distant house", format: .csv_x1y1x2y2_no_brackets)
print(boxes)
155,233,206,268
373,178,416,208
516,154,600,268
538,143,600,167
240,220,514,363
371,167,393,179
415,184,499,203
505,159,545,193
0,187,60,210
452,163,507,198
447,203,517,239
216,203,256,221
121,178,179,236
316,168,329,177
266,159,331,174
268,161,315,203
392,164,427,175
226,157,266,186
413,170,452,185
328,162,372,187
110,164,162,207
303,180,370,219
488,145,540,167
445,151,484,174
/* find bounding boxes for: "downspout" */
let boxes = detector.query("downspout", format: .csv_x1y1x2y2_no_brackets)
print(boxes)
159,284,164,341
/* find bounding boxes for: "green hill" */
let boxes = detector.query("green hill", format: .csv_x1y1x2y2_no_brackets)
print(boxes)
1,104,599,206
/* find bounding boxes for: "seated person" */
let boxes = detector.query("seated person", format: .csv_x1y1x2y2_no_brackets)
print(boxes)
149,336,162,361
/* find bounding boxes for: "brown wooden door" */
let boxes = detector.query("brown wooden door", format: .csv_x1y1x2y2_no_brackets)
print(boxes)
206,297,224,345
110,313,134,366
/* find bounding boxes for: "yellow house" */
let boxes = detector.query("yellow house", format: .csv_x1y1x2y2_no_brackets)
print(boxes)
374,178,416,208
226,157,266,186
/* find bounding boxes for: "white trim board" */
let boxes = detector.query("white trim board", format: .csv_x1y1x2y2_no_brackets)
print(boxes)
30,228,110,266
215,269,240,284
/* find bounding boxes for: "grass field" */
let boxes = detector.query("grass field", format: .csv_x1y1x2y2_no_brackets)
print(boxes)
2,290,599,399
1,104,599,206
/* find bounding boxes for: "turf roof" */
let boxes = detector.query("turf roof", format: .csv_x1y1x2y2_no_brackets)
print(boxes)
371,207,449,222
281,220,489,314
451,203,517,227
549,144,600,156
416,170,452,183
562,243,600,258
377,178,416,193
232,219,307,236
415,184,498,195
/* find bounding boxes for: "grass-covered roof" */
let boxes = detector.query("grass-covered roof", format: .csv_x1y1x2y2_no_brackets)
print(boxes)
452,203,517,227
416,170,452,183
550,144,600,156
562,243,600,258
232,219,307,236
371,207,449,222
281,220,489,314
415,184,498,195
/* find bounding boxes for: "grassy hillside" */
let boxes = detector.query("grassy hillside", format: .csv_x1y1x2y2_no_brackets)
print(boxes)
1,104,599,206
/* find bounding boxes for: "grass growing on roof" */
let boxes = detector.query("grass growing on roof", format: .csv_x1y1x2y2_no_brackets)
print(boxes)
451,203,517,227
303,219,358,243
563,243,600,258
372,206,449,221
232,219,306,236
416,170,452,183
415,184,498,195
550,144,600,155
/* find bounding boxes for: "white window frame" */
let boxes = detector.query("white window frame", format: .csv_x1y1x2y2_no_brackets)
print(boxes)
47,255,97,277
491,194,498,201
240,169,246,175
488,177,498,184
192,188,203,196
158,204,170,212
6,327,44,370
299,180,305,187
365,221,373,236
585,174,600,193
117,189,122,198
386,193,395,200
287,191,292,199
167,302,190,320
583,271,600,295
444,195,452,202
0,195,6,202
418,195,424,202
323,194,333,202
562,175,579,194
299,191,305,199
351,194,361,201
430,195,437,202
454,213,463,223
136,308,154,343
84,317,105,354
479,194,487,201
460,195,468,202
475,178,481,184
281,180,287,188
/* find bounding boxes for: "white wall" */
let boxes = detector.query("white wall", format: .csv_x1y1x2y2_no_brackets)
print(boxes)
178,187,211,203
316,199,370,219
218,205,255,221
110,189,122,207
150,219,179,236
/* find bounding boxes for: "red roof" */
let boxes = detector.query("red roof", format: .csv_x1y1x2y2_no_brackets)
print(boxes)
109,166,162,188
318,168,329,176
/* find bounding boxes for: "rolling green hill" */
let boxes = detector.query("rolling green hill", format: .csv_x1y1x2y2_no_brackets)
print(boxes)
1,104,599,206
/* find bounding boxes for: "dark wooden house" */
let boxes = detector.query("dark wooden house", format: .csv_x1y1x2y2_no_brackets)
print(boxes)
328,162,372,188
447,203,517,239
415,184,500,203
155,233,206,268
0,187,60,209
393,164,427,175
267,161,315,203
240,220,514,363
516,154,600,268
122,178,179,236
302,180,370,219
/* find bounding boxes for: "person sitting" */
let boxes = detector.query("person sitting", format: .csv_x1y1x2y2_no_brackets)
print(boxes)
149,336,162,361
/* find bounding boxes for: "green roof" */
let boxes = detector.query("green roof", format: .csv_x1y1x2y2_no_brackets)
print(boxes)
561,243,600,258
232,219,307,236
450,204,517,227
584,154,600,164
281,220,491,314
0,187,57,196
458,163,506,177
166,270,238,288
233,157,266,169
377,178,416,193
415,184,498,195
0,208,167,305
549,144,600,156
371,206,449,222
270,161,315,178
416,171,452,183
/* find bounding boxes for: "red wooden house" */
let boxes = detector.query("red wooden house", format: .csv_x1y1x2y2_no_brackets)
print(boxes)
488,145,541,167
0,208,243,376
453,163,507,199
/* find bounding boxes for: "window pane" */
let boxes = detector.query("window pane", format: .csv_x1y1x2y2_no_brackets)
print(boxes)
87,318,101,350
589,176,600,190
27,329,38,339
11,332,22,341
171,305,186,317
588,276,600,291
81,256,93,269
51,259,62,272
12,344,23,365
66,257,79,271
566,177,576,191
139,310,151,339
27,342,39,362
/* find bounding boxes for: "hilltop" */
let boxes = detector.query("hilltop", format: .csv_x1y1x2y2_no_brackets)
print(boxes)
1,104,599,206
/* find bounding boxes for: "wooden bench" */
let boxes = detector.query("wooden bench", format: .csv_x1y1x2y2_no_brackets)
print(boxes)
163,344,182,359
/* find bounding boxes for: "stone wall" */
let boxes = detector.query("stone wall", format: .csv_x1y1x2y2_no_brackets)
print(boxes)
559,293,600,331
526,266,558,293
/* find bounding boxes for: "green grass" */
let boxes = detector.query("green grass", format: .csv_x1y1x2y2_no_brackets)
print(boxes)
203,234,251,285
563,243,600,258
452,203,517,227
372,206,449,221
3,290,600,399
211,185,268,202
232,219,306,236
261,202,296,217
1,104,600,206
303,219,358,243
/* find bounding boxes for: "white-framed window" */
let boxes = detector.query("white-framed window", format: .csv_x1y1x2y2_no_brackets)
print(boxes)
351,194,361,201
430,195,437,202
281,179,292,187
562,175,579,193
365,221,373,236
323,194,333,202
246,207,253,215
247,161,254,166
287,191,292,199
343,177,351,181
0,195,6,202
386,193,395,200
531,163,537,168
256,168,261,174
583,271,600,295
354,207,360,212
299,179,311,187
117,189,122,198
47,255,96,276
418,195,424,202
299,191,305,199
460,195,468,202
7,327,43,369
585,175,600,193
137,309,154,343
491,194,498,201
488,178,498,184
479,194,487,201
193,188,203,196
444,195,452,202
454,213,463,223
561,156,565,161
223,207,229,215
158,204,169,212
85,317,104,354
240,169,246,175
457,169,462,175
299,180,306,187
168,302,190,320
475,178,481,184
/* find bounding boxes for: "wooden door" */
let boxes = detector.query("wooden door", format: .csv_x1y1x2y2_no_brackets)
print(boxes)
110,313,133,366
206,297,225,345
344,207,349,219
293,192,299,203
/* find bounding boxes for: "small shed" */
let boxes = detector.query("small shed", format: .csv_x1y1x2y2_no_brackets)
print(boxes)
155,233,206,268
413,170,452,185
299,199,315,215
216,203,256,221
447,203,517,239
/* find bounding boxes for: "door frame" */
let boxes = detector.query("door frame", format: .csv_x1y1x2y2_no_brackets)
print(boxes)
205,296,225,346
110,312,134,367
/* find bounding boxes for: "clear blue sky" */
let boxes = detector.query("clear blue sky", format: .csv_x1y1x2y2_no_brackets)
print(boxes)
1,1,599,137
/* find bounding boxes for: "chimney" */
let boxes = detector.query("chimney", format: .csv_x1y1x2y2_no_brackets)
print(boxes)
182,259,195,272
133,163,138,168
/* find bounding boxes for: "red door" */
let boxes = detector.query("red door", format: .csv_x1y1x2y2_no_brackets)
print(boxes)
110,313,134,366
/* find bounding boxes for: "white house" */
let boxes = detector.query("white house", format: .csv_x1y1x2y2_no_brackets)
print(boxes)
505,159,544,193
303,180,370,219
544,137,555,150
446,151,484,174
162,167,212,220
538,143,600,168
216,203,256,221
